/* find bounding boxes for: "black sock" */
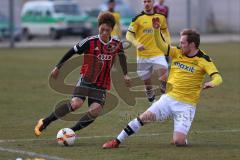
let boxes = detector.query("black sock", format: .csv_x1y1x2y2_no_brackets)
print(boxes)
43,102,73,129
148,95,155,102
159,81,167,93
115,139,121,144
71,113,95,132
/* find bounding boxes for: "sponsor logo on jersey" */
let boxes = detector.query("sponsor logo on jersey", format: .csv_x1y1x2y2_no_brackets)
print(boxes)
174,62,195,73
97,54,113,61
143,28,153,33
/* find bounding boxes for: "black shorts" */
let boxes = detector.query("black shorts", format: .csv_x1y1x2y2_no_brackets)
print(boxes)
73,78,106,106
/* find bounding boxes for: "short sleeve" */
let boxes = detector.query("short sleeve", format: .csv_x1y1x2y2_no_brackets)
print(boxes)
128,20,138,33
73,37,90,54
203,59,219,76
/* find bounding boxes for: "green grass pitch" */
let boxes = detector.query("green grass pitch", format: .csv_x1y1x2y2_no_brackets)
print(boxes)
0,42,239,160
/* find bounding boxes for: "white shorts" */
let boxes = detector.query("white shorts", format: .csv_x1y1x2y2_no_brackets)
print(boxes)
137,56,168,80
147,94,196,135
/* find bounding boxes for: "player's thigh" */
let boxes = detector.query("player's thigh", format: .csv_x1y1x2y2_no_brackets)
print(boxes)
73,77,89,100
87,85,106,117
152,56,168,76
137,58,153,80
170,100,196,135
146,94,172,122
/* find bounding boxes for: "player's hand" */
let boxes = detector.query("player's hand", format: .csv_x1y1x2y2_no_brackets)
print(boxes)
51,67,60,79
203,82,214,90
152,17,160,29
137,44,145,51
124,74,131,87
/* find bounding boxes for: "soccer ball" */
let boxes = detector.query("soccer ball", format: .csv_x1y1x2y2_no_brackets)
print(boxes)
56,128,76,146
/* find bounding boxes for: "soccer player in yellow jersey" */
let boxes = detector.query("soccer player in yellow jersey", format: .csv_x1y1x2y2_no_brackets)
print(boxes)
108,0,122,39
102,17,222,149
126,0,171,103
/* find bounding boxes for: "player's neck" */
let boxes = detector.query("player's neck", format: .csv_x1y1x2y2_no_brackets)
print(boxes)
187,49,199,57
109,8,114,12
144,9,154,15
99,35,111,44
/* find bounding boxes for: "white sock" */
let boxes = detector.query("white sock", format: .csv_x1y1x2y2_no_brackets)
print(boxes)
117,118,142,143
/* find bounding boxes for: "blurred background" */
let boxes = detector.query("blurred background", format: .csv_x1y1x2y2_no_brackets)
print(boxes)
0,0,239,47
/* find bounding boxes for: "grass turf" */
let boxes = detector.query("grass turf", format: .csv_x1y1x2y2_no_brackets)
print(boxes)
0,42,239,160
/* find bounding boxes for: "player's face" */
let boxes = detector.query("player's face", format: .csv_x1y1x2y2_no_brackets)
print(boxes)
159,0,164,5
143,0,154,12
108,2,116,10
99,23,113,42
180,35,191,55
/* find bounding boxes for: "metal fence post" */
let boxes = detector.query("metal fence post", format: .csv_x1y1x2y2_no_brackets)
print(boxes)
9,0,15,48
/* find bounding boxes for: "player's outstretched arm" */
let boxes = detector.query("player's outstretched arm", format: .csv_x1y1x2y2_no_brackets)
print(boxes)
51,48,77,79
160,16,171,44
203,74,223,89
152,17,169,55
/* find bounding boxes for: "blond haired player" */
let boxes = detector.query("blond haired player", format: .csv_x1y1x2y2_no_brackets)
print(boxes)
126,0,171,103
102,17,222,148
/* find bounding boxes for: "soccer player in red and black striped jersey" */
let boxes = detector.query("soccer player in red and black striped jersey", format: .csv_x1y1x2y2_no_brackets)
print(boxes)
34,12,130,136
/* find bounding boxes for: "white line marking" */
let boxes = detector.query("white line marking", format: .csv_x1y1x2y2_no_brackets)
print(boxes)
0,146,69,160
0,129,239,144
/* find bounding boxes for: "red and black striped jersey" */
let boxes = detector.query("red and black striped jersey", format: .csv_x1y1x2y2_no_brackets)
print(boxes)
70,35,125,90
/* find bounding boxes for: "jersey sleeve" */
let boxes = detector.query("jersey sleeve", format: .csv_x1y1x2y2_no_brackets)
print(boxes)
73,37,90,54
167,46,179,58
128,19,138,34
202,58,220,77
160,15,168,30
153,27,177,57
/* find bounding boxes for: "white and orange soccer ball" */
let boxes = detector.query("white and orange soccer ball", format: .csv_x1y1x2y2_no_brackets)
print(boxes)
56,128,76,146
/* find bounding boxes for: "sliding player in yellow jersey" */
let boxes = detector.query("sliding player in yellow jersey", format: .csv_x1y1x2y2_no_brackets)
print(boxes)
102,17,222,148
126,0,171,103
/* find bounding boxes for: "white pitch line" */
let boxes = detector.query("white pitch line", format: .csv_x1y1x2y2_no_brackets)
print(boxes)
0,146,69,160
0,129,239,144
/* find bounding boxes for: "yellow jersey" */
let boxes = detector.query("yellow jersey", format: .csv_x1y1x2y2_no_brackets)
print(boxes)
111,12,122,39
127,11,170,58
166,47,220,105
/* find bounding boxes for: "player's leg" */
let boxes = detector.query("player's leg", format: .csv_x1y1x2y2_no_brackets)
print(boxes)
71,87,106,132
102,94,171,149
137,58,156,103
144,78,156,103
152,56,168,93
170,98,196,146
71,101,103,132
34,97,84,136
34,78,86,136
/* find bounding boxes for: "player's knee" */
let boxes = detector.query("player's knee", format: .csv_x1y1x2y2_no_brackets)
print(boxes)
88,103,102,118
71,97,83,110
173,132,187,146
174,139,187,147
139,111,156,123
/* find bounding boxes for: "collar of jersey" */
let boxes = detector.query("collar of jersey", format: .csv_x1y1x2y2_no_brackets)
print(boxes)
185,49,201,58
142,11,155,16
98,35,113,45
